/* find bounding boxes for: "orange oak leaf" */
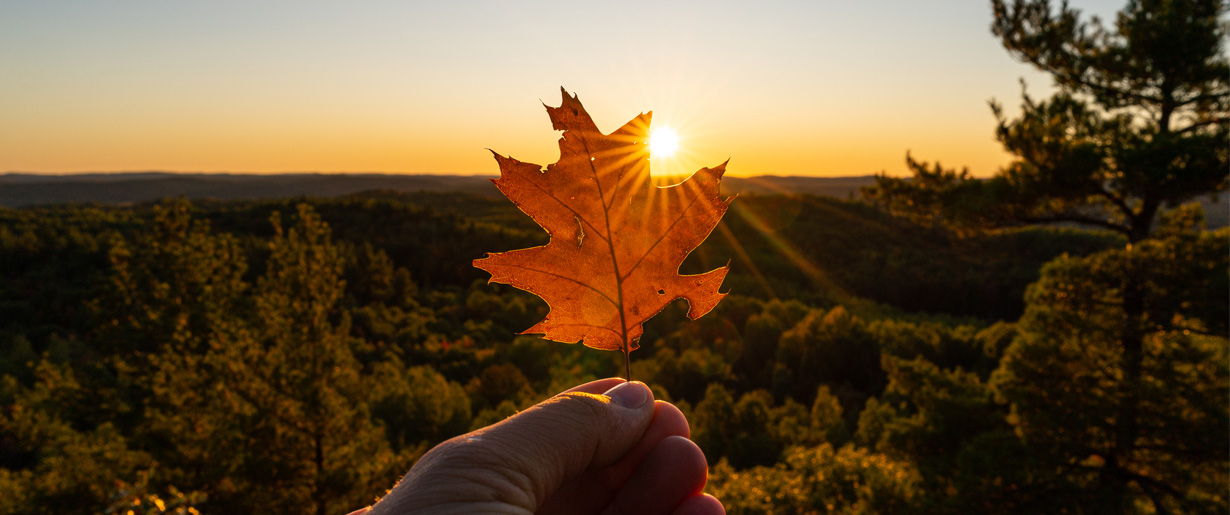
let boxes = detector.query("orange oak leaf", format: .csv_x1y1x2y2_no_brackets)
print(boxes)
473,88,733,364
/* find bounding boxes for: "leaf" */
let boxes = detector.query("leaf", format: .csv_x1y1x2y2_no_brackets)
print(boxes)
474,88,733,355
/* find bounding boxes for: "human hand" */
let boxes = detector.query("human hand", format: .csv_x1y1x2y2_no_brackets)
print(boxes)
358,378,723,515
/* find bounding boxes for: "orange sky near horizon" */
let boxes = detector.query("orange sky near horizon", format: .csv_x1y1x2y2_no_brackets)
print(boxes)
0,1,1125,179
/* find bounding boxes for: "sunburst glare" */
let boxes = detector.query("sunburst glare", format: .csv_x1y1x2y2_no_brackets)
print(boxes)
649,127,680,158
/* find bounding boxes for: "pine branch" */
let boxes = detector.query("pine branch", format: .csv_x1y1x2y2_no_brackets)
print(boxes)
1094,187,1135,221
1176,116,1230,135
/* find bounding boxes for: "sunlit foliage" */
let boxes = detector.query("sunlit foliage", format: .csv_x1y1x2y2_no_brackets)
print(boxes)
0,183,1220,513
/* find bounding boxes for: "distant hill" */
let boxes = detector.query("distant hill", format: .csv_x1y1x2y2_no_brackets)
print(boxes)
0,173,503,207
2,172,1222,228
0,172,878,208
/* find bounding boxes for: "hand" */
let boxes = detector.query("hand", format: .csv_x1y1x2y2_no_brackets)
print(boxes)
359,378,724,515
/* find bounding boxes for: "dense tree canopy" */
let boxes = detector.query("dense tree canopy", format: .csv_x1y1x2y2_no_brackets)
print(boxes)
992,208,1229,513
0,191,1150,514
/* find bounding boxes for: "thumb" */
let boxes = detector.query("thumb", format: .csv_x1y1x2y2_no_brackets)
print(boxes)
373,381,656,514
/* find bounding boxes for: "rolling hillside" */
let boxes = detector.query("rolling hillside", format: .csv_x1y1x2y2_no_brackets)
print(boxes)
0,172,878,208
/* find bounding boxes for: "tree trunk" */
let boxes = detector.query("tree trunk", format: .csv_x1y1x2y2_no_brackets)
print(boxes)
1109,243,1146,512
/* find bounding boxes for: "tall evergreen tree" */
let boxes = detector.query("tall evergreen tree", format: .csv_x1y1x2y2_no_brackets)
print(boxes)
92,201,409,514
214,204,399,515
103,199,250,507
993,211,1229,512
864,1,1228,511
866,0,1228,240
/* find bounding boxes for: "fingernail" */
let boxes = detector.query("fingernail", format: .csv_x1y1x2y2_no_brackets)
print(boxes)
603,381,649,408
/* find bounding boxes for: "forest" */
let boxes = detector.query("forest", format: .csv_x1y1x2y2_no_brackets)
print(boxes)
2,0,1228,513
0,189,1224,514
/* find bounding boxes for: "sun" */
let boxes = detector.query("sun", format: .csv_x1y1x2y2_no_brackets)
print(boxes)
649,127,679,158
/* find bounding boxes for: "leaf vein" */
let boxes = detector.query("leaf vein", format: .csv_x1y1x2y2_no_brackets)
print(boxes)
491,261,618,308
621,193,705,282
520,172,610,246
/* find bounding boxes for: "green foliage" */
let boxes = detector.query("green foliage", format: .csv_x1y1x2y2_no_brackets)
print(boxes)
990,219,1230,512
707,444,921,515
852,396,896,451
735,299,811,389
635,346,732,405
0,205,130,372
857,2,1229,512
774,307,884,409
691,383,855,469
0,201,438,515
370,360,469,453
103,468,206,515
0,363,152,514
0,178,1222,513
871,357,1016,512
102,198,248,358
690,195,1118,320
205,205,402,515
809,386,851,448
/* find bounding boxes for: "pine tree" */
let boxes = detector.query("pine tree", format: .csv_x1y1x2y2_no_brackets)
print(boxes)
866,0,1228,241
214,204,399,515
864,1,1228,511
96,199,248,507
992,210,1229,512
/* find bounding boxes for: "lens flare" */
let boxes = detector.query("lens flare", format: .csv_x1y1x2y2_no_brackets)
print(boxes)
649,127,679,158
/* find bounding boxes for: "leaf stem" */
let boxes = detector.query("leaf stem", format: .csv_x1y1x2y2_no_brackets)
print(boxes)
624,344,631,382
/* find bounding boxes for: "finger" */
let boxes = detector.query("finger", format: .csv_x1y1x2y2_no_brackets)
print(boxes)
597,400,690,487
378,381,655,514
537,400,690,515
608,435,709,515
672,494,725,515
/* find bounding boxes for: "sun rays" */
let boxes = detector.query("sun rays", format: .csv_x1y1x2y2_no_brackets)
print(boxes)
601,104,839,306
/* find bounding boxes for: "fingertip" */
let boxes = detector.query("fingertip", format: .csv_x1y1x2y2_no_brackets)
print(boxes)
653,400,690,439
614,435,709,515
603,381,652,408
673,494,725,515
659,435,709,494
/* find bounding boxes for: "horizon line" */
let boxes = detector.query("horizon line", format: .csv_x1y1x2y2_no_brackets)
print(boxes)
1,170,883,179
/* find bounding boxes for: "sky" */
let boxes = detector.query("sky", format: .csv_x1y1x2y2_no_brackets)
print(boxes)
0,1,1126,178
